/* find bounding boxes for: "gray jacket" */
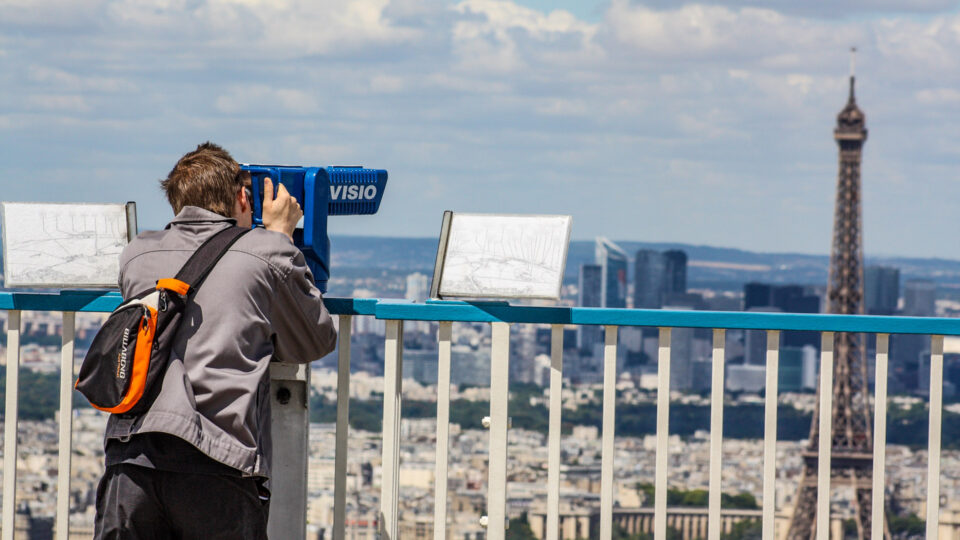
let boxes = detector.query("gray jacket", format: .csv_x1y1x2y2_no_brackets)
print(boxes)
104,206,337,478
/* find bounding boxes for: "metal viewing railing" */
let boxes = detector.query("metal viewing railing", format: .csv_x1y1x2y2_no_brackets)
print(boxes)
0,291,955,540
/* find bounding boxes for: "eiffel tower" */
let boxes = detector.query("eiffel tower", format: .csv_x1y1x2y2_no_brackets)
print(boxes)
785,51,889,540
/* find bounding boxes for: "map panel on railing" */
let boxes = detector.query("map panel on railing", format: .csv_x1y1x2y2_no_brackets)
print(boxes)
431,212,572,300
1,202,136,288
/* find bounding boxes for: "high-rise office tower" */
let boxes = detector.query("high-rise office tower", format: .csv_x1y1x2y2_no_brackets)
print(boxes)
665,306,694,391
779,346,818,392
596,238,628,309
578,264,602,308
577,264,603,352
635,248,688,309
864,266,900,315
405,272,430,302
743,283,773,311
787,55,883,540
903,279,935,316
893,279,935,392
744,283,818,314
404,272,432,333
743,283,820,353
663,250,687,297
744,306,782,366
634,250,666,309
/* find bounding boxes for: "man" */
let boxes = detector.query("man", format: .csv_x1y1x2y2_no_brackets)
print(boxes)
95,142,337,539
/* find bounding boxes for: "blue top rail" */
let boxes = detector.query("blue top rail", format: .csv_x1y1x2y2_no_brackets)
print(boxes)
1,290,959,336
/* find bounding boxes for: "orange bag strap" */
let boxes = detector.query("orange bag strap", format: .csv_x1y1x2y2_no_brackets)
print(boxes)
158,226,250,296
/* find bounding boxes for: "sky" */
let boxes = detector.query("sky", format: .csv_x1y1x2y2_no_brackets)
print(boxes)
1,0,959,259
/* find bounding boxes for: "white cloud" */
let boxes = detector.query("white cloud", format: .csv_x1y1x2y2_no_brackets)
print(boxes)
27,66,136,92
26,94,91,112
534,98,587,116
2,0,960,257
874,15,960,75
214,85,320,114
198,0,424,56
451,0,599,72
0,0,110,26
369,74,406,93
916,88,960,105
603,0,870,67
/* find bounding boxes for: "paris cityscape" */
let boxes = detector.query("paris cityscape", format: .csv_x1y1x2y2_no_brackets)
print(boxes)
2,80,960,537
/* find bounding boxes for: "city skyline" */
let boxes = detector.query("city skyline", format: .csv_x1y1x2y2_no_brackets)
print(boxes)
2,1,960,259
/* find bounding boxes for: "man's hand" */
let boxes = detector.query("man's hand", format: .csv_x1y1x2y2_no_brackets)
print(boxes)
262,177,302,240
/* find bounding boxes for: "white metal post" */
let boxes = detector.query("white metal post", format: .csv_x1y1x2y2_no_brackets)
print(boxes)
926,335,944,540
55,312,76,540
487,322,511,540
654,327,672,540
380,320,404,540
433,321,453,540
600,325,618,540
816,332,834,540
707,329,725,540
871,334,889,540
546,324,563,540
762,330,780,540
333,315,352,540
267,361,310,540
2,310,21,540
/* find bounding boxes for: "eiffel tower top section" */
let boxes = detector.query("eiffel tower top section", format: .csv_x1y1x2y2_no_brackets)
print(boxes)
836,76,868,144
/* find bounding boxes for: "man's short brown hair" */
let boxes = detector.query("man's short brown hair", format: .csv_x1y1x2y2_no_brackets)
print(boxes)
161,142,249,216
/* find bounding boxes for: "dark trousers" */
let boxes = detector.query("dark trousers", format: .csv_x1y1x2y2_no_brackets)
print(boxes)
94,464,269,540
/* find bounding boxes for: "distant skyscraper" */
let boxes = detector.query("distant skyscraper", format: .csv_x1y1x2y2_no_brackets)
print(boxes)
577,264,603,352
894,279,935,393
634,248,688,309
596,238,628,309
744,307,781,366
743,283,773,311
742,283,820,351
663,250,687,297
779,346,818,393
664,305,698,391
634,250,666,309
903,279,935,316
578,264,602,308
744,283,818,314
726,364,766,393
864,265,900,315
405,272,429,302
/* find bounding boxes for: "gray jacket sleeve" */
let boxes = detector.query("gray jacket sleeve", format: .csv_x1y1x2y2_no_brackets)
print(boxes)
272,248,338,363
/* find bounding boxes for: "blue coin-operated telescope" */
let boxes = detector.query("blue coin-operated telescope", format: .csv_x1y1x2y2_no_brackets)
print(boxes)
241,164,388,292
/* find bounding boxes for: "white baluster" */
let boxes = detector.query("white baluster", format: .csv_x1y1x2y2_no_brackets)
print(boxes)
708,329,725,540
55,312,75,540
762,330,779,540
546,324,564,540
600,325,618,540
333,315,352,540
433,321,452,540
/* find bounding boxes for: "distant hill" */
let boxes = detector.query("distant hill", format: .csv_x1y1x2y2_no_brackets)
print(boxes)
330,235,960,293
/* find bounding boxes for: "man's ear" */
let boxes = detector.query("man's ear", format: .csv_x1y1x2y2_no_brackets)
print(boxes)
238,187,249,212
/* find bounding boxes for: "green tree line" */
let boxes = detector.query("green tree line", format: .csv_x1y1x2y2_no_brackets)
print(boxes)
310,389,960,448
0,366,90,421
634,483,758,509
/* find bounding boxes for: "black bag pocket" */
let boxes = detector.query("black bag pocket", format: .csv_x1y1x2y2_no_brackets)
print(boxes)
76,302,156,413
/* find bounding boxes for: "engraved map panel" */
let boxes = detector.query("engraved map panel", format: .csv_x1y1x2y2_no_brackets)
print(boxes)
1,202,131,288
439,213,571,300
